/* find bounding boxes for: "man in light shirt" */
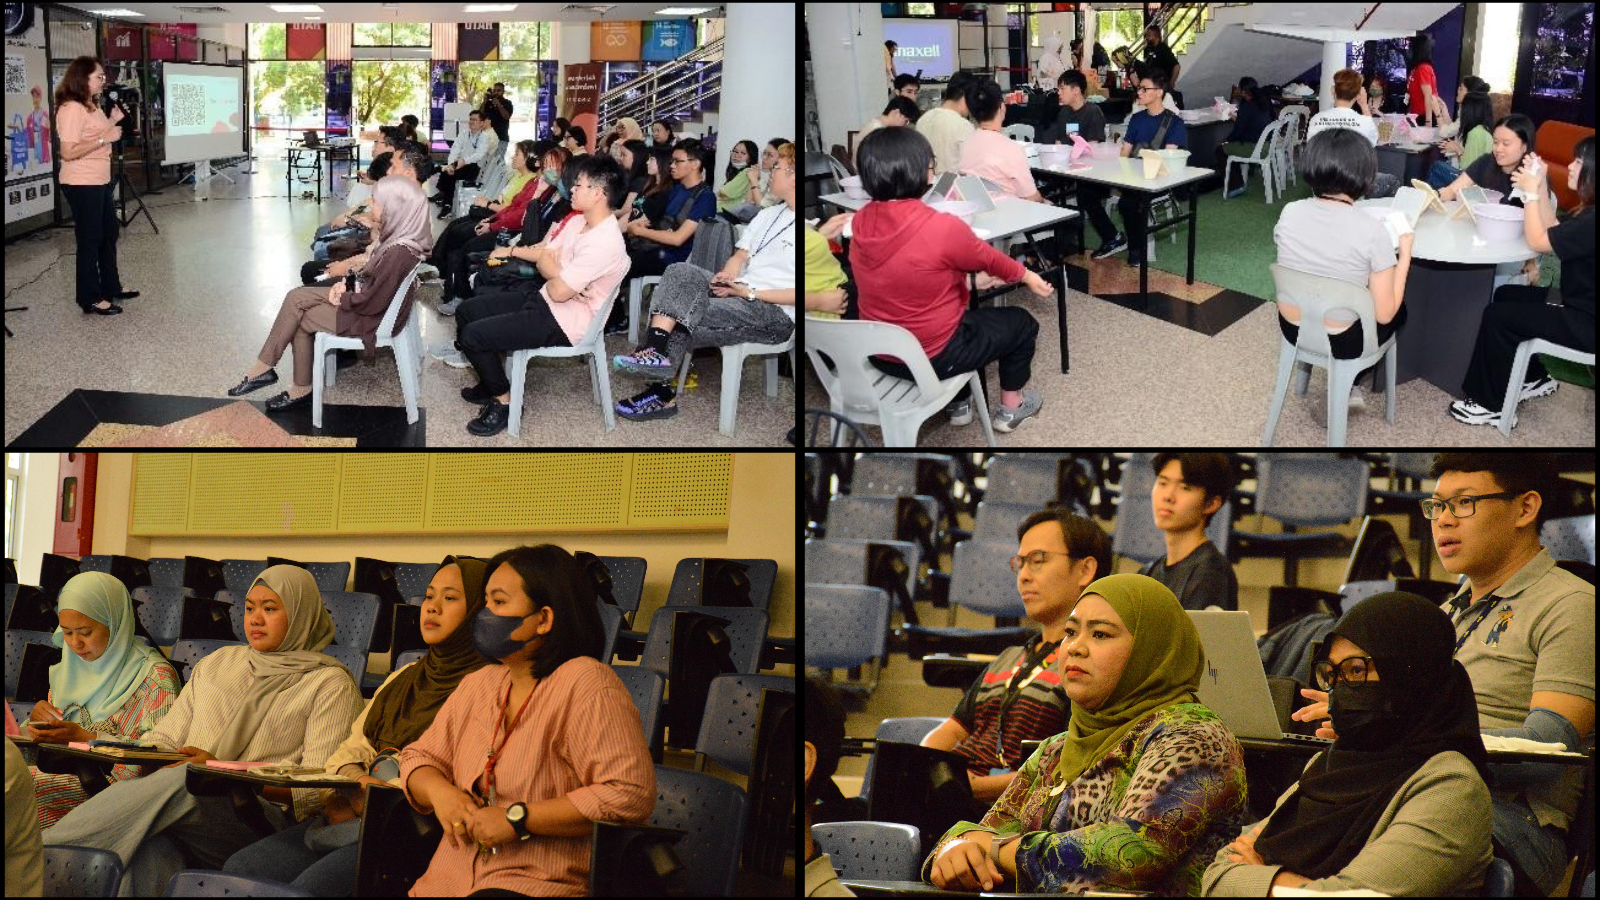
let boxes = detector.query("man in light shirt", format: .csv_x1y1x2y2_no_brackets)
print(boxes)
917,70,977,177
430,109,497,214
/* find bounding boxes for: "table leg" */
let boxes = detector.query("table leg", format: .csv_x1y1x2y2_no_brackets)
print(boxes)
1186,188,1198,285
1137,195,1149,308
1056,263,1069,373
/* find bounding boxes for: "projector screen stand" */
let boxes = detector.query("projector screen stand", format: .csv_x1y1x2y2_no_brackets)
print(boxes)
112,153,158,234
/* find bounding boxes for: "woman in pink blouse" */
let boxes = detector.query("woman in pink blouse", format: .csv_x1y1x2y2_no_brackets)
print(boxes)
400,544,655,896
53,56,136,315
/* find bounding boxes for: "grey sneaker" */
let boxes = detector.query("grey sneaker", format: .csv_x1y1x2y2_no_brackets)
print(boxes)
428,341,458,360
440,349,471,368
438,296,464,316
992,389,1042,433
946,399,973,426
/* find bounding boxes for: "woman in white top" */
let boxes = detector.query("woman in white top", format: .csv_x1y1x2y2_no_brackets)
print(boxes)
222,557,491,894
40,565,364,896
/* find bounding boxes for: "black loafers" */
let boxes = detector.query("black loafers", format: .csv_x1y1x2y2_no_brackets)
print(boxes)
265,390,312,413
80,301,122,315
227,370,279,397
466,401,510,437
112,290,140,300
461,383,500,404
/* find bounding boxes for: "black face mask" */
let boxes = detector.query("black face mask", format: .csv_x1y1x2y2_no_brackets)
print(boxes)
1329,680,1406,750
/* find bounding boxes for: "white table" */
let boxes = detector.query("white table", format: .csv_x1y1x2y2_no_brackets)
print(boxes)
1031,157,1215,306
818,192,1082,375
1355,197,1536,397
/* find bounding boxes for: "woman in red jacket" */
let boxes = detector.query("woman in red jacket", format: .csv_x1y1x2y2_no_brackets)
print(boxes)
849,126,1054,434
438,145,570,313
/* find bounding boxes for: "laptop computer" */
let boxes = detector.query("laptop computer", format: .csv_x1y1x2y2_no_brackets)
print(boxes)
1188,610,1332,745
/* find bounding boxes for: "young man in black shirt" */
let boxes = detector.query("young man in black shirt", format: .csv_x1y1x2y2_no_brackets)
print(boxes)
1139,452,1238,611
1141,26,1182,109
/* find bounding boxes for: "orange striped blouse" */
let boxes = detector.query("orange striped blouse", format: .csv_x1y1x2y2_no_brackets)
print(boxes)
399,657,655,897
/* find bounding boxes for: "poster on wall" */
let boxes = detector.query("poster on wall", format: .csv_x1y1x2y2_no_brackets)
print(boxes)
562,62,602,117
5,20,54,223
148,24,198,62
458,22,498,61
590,21,640,62
642,19,695,62
104,23,141,61
286,23,325,61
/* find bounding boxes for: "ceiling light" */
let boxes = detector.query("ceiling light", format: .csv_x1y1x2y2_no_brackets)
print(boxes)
84,8,145,16
268,5,325,12
463,4,519,11
655,7,717,14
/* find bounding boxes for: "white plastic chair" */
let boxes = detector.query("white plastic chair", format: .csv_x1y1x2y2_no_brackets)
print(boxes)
1498,338,1596,437
805,317,996,448
1263,263,1397,447
673,334,796,435
505,280,624,436
628,276,662,345
1223,116,1287,204
1002,124,1035,142
1276,106,1311,186
312,261,425,429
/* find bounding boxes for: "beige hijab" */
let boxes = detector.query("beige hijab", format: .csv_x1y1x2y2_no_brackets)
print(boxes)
208,564,341,760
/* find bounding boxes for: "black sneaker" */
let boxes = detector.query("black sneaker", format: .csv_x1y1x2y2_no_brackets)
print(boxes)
1090,234,1127,260
466,401,510,436
461,383,500,404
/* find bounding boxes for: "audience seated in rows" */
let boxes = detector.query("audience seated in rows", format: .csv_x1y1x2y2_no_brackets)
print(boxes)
597,116,643,158
304,141,434,289
429,109,499,216
716,139,763,221
431,140,550,315
1081,71,1187,267
611,142,798,421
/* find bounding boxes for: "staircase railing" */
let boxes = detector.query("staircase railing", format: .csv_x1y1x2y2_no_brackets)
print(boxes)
596,36,724,136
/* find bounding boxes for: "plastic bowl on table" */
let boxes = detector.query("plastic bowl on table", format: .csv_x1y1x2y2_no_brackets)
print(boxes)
1476,189,1505,205
926,199,981,224
1154,148,1191,168
1470,203,1524,243
840,175,868,201
1409,125,1438,144
1088,141,1120,159
1038,144,1072,166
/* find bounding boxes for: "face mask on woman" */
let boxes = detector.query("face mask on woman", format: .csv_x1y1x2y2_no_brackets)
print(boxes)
1328,680,1405,750
471,606,530,661
729,158,750,170
543,169,560,186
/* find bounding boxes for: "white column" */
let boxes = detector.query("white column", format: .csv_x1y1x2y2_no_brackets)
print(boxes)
805,3,886,158
1082,4,1097,78
1319,39,1346,112
721,4,796,183
550,21,592,116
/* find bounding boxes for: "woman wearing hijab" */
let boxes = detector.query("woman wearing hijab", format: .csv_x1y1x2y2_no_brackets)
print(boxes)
40,565,364,896
226,173,435,412
925,573,1247,895
223,557,492,894
399,545,655,896
600,116,643,157
1202,592,1492,896
25,572,181,829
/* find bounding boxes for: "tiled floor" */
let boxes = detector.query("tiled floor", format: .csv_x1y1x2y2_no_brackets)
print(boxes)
5,156,794,447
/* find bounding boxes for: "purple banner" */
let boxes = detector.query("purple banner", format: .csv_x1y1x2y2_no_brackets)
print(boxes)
326,62,351,137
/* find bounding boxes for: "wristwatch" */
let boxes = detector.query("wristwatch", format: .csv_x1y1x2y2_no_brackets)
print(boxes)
505,802,533,841
746,287,757,302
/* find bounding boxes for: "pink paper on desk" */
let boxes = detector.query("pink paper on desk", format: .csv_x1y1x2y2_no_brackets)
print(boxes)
205,760,274,770
68,742,95,750
1069,134,1092,161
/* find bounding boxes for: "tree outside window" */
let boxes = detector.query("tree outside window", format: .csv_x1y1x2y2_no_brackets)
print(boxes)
248,23,325,152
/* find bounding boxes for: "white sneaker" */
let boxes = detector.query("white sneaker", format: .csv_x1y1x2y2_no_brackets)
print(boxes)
1520,375,1558,401
946,399,973,426
428,341,457,360
1449,398,1502,426
440,349,471,368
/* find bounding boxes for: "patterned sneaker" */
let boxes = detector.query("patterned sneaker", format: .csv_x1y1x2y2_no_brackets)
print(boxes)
616,386,678,421
1448,398,1502,426
1520,375,1558,401
992,389,1043,433
613,347,675,378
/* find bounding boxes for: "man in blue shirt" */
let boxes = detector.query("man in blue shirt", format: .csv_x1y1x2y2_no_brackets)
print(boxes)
1081,71,1186,266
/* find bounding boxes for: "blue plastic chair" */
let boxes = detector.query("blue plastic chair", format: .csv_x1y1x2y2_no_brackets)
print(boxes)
803,585,890,673
1542,514,1596,565
693,673,795,775
972,499,1051,544
1231,455,1371,585
164,870,313,897
1482,857,1515,897
804,538,919,603
215,590,248,642
146,558,187,590
394,649,426,669
301,561,352,594
133,586,190,647
649,765,747,897
665,557,778,610
1338,579,1397,609
78,555,115,575
896,540,1038,657
982,453,1078,506
1112,452,1234,565
43,844,124,897
597,602,624,664
811,821,922,882
391,562,437,606
588,555,646,625
6,629,56,698
860,717,948,806
220,559,270,597
169,639,241,683
610,664,664,753
321,591,380,649
9,700,35,730
826,494,941,556
640,606,768,677
323,645,368,688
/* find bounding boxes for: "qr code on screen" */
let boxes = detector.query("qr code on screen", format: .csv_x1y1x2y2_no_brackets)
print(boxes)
170,83,205,128
4,58,26,95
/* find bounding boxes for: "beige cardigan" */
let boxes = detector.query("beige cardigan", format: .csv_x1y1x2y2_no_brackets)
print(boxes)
318,662,418,796
1201,750,1492,897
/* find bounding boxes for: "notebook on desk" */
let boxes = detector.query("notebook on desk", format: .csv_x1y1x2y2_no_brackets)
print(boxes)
1187,611,1332,745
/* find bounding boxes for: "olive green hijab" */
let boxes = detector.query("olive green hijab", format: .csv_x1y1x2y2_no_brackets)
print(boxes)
1052,573,1206,788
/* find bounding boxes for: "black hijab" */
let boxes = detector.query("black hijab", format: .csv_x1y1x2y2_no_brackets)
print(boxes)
1254,592,1487,879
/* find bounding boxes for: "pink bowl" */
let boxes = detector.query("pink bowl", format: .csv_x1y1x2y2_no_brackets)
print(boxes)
840,175,868,200
926,199,980,223
1471,203,1524,243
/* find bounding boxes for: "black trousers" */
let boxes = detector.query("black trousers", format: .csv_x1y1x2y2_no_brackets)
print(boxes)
1278,303,1408,361
445,231,500,300
456,289,571,396
870,306,1039,401
61,182,122,307
1077,180,1150,252
1462,284,1596,411
433,162,480,205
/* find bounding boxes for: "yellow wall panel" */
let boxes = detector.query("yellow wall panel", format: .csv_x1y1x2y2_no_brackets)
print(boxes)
427,453,632,531
187,454,342,534
338,454,430,533
627,453,732,529
130,454,192,534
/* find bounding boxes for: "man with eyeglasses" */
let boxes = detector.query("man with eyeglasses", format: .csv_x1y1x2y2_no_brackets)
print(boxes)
1078,71,1187,267
621,139,716,286
1294,452,1593,897
916,508,1110,817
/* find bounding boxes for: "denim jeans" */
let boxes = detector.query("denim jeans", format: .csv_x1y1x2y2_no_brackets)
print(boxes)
223,819,361,895
1490,795,1569,895
1426,159,1462,190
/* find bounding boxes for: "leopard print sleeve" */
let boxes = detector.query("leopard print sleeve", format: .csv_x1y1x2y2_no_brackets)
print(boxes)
1014,703,1249,895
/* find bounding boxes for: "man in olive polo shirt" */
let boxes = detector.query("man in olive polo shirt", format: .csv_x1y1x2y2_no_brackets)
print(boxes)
1425,453,1594,896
